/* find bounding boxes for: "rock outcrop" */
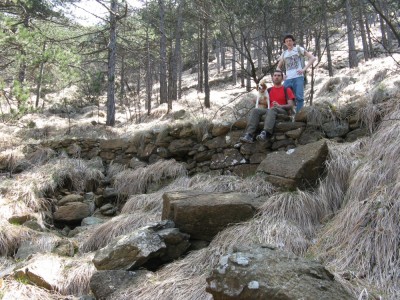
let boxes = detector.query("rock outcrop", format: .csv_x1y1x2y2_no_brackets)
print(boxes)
206,245,355,300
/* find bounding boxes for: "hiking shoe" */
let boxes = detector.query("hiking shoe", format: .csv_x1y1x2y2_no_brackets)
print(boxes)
256,130,271,141
240,133,254,144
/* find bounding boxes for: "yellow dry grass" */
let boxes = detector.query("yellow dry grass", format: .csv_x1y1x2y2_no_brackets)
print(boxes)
0,157,104,215
113,159,187,196
312,100,400,298
0,221,32,256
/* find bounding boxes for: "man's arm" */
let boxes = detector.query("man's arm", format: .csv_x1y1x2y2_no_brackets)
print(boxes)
272,99,294,110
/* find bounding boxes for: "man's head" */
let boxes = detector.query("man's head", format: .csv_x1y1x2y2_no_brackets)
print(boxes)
272,70,284,85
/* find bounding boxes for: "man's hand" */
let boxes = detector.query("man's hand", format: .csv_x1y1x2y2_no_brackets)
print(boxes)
296,69,305,75
272,101,280,107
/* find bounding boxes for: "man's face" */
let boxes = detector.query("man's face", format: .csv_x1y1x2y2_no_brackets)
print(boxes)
272,72,283,84
284,37,294,48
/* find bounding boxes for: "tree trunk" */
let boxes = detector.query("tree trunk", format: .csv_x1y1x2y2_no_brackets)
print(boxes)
257,35,262,71
106,0,117,126
221,41,226,69
35,41,46,108
198,24,203,92
145,9,152,115
167,0,184,112
345,0,358,68
357,0,369,61
240,34,245,87
246,57,251,92
232,45,237,85
119,49,126,105
215,39,221,74
324,5,333,76
204,16,210,108
159,0,168,104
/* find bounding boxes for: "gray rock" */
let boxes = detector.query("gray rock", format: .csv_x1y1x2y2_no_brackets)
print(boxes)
210,148,246,169
257,140,329,189
93,227,166,270
298,127,326,145
345,128,368,142
58,194,84,206
206,245,355,300
53,202,91,223
14,254,63,290
90,270,152,300
162,191,263,241
322,120,350,138
81,217,105,226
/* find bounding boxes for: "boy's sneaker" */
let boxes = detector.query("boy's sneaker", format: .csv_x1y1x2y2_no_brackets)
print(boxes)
240,133,254,144
256,130,271,141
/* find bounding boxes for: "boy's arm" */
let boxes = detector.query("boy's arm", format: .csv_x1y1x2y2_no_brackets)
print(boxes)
276,53,284,71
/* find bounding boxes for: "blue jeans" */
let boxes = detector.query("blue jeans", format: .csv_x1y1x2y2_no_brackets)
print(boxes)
284,76,304,112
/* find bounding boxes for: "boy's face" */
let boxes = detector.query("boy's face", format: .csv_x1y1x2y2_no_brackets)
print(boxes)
284,37,294,48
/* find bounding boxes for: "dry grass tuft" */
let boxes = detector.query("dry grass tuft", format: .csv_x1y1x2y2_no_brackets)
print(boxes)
259,190,328,238
113,159,187,196
58,254,96,296
188,173,276,196
24,147,56,166
317,140,365,212
106,162,126,180
0,221,32,256
79,212,158,252
1,278,63,300
1,158,104,211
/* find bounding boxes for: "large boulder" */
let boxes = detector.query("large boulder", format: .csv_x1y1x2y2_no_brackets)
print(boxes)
206,245,355,300
90,270,152,300
162,191,263,241
92,221,189,271
257,140,328,189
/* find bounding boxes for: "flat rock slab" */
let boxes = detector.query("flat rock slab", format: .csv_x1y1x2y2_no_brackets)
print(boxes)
162,191,263,241
206,245,355,300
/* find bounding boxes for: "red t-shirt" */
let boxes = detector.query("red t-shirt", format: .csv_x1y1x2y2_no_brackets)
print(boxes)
268,86,295,107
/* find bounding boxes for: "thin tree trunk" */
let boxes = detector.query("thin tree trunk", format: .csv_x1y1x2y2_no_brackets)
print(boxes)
221,41,226,69
362,2,374,57
159,0,168,104
146,8,152,115
246,57,251,92
106,0,117,126
119,49,126,105
345,0,358,68
232,45,237,85
240,34,245,87
357,0,369,61
324,6,333,76
198,24,203,92
35,41,46,108
204,16,210,108
215,39,221,74
257,35,262,71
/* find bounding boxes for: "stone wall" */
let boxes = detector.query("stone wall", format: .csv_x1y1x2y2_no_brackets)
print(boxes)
38,108,366,177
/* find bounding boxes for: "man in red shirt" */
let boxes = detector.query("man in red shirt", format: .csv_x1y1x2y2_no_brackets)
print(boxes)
240,70,295,143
